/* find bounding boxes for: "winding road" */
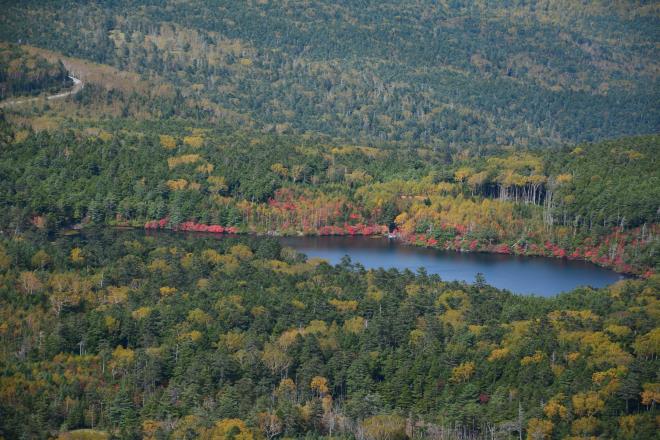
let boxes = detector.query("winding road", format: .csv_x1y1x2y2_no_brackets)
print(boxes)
0,75,83,108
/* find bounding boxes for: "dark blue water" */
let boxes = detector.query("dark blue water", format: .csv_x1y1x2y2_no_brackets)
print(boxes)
279,236,624,296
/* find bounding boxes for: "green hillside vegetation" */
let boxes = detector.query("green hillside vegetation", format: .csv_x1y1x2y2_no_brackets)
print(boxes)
0,115,657,275
0,231,658,439
0,0,657,147
0,43,72,100
0,2,658,439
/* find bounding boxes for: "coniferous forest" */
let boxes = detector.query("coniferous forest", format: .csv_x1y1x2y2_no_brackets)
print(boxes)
0,1,658,439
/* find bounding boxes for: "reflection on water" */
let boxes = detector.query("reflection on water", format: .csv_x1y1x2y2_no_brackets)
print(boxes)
279,236,624,297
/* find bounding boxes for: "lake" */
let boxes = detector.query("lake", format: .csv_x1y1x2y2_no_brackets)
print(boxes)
279,235,624,296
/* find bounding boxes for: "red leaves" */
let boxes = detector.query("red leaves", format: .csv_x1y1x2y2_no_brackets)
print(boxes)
317,223,386,236
144,218,237,234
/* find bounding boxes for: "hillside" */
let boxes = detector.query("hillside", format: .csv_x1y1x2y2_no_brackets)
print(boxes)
0,2,658,439
0,0,658,147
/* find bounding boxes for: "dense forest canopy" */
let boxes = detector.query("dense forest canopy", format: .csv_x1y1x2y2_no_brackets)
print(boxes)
0,0,658,147
0,1,658,439
0,44,72,99
0,231,658,439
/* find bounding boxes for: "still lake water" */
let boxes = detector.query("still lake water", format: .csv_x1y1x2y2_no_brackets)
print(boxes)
279,236,624,297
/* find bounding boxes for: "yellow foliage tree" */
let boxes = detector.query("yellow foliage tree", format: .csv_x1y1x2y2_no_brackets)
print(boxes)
70,247,84,264
159,134,177,150
310,376,330,396
526,418,553,440
450,361,476,383
572,392,604,417
329,298,358,313
202,419,254,440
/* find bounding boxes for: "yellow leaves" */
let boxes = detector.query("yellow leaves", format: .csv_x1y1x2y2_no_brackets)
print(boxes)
344,316,366,334
178,330,203,343
277,328,301,350
107,286,129,304
329,298,358,313
450,361,475,383
271,163,289,178
310,376,330,395
559,330,632,367
207,175,228,193
70,247,84,264
220,331,246,352
555,173,573,185
543,394,568,420
276,378,296,400
618,414,641,440
131,307,152,320
104,316,119,332
571,416,599,436
526,418,553,440
148,258,171,273
18,271,42,295
238,58,253,66
261,343,291,375
142,419,161,440
166,179,189,191
203,418,254,440
572,392,604,417
366,286,384,302
111,346,135,371
345,169,373,186
439,309,464,328
183,135,204,148
409,329,425,347
436,289,470,310
405,284,422,297
159,286,177,297
167,154,201,169
0,245,10,270
551,364,565,377
521,351,545,366
251,305,267,317
57,429,110,440
187,308,211,325
604,324,631,338
291,299,306,310
159,134,177,149
640,382,659,406
547,309,600,328
229,244,253,261
488,347,510,362
592,366,627,396
31,250,51,268
468,325,484,335
632,328,660,357
454,167,473,182
201,249,223,264
360,414,406,440
196,163,214,174
566,351,581,363
305,320,328,335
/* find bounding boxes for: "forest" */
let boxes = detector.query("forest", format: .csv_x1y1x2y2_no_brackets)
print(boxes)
0,230,658,439
0,1,658,148
0,44,72,100
0,1,658,439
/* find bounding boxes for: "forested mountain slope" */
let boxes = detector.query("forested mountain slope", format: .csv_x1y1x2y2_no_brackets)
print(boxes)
0,0,658,147
0,231,658,439
0,44,72,100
